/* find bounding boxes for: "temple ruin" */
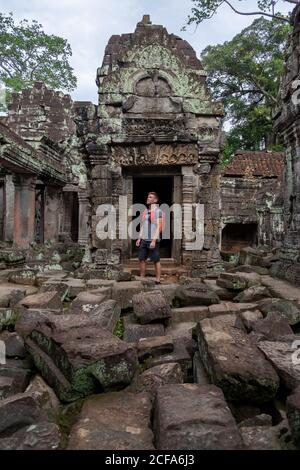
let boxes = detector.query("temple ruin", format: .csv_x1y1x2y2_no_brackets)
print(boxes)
1,11,300,452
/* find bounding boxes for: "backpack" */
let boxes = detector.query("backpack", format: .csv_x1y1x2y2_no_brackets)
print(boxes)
141,207,166,233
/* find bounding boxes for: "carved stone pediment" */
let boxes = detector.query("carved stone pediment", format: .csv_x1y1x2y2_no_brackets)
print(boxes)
111,143,198,166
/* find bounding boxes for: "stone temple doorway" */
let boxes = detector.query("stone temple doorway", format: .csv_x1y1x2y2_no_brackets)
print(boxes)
132,175,173,258
221,223,258,253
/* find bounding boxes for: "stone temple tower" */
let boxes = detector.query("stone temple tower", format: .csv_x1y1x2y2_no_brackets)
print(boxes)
273,4,300,285
84,15,225,278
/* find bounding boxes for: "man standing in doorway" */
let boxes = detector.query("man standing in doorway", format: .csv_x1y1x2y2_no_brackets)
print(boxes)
136,191,163,284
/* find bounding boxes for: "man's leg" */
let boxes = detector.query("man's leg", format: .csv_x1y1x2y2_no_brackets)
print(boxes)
140,260,146,278
154,261,161,283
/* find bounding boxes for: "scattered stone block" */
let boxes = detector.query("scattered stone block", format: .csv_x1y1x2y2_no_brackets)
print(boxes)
123,314,164,343
234,285,271,303
171,306,209,323
257,338,300,390
252,312,294,340
154,384,244,450
68,391,154,450
19,291,63,311
112,281,143,309
258,298,300,325
175,283,220,307
133,290,171,324
69,291,106,314
133,363,183,395
197,315,279,403
16,310,138,402
286,385,300,445
0,422,62,450
0,393,42,436
240,310,263,332
137,335,174,361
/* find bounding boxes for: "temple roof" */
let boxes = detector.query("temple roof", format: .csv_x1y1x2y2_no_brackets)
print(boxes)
223,150,285,178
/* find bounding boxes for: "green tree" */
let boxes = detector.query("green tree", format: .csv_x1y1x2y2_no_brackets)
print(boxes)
184,0,297,28
0,12,77,108
200,17,291,162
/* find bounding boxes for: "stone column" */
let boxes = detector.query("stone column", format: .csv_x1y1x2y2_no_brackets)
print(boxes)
78,191,90,246
44,185,61,242
13,174,37,248
181,166,195,252
4,175,15,242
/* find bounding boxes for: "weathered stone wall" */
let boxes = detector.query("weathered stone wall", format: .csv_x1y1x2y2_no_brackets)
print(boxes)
273,5,300,284
221,177,284,251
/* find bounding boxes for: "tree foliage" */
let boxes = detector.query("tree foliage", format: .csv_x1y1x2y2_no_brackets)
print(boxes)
0,12,77,107
184,0,297,28
200,16,291,161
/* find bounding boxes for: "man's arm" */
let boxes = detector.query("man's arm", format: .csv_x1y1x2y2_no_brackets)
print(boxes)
150,214,162,248
136,218,144,247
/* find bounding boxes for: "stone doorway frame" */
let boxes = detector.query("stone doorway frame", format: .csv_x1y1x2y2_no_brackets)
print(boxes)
122,166,186,264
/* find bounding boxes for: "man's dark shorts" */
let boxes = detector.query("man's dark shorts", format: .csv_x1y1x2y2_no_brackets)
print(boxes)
138,240,160,263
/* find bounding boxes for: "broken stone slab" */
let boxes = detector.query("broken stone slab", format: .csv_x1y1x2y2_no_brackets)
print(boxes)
240,419,293,450
171,306,209,323
193,351,210,385
9,270,38,286
68,391,154,450
240,310,264,332
230,265,269,276
147,338,195,382
0,285,25,308
133,290,172,324
154,384,244,450
0,421,62,450
123,314,165,342
0,331,26,358
0,393,42,436
86,279,115,295
0,376,13,400
165,322,196,341
112,281,143,310
238,414,272,428
261,275,300,301
16,310,138,402
69,291,107,315
0,358,33,398
252,312,294,341
137,335,174,361
18,291,63,311
25,375,61,413
131,363,183,395
150,284,179,306
174,282,220,307
234,285,271,303
197,315,279,403
258,298,300,326
217,272,261,291
257,338,300,390
41,278,87,298
203,279,236,300
286,385,300,446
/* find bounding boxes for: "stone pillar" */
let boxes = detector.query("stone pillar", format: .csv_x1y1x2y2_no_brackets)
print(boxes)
181,166,195,252
2,175,14,242
78,191,90,246
13,174,36,248
44,185,61,242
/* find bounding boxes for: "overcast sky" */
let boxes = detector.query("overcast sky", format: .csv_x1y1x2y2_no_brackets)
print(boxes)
0,0,293,103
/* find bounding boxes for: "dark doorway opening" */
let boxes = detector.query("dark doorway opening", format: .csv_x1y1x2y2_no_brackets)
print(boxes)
71,192,79,242
221,223,258,253
132,176,173,258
